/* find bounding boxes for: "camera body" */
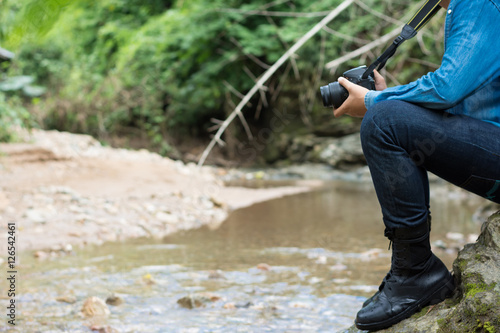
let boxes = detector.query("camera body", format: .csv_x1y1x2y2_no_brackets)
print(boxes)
320,65,375,109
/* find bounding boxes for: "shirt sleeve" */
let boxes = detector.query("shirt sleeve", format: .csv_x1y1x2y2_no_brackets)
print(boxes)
364,0,500,110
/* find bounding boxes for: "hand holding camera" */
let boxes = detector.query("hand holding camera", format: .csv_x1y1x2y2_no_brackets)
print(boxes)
320,66,386,118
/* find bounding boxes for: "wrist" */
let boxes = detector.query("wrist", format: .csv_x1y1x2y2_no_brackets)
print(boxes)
364,90,381,109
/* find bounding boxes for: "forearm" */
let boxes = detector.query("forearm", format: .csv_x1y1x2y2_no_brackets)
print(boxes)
365,0,500,112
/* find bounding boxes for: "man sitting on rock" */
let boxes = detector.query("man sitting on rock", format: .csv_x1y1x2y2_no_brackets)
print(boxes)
332,0,500,330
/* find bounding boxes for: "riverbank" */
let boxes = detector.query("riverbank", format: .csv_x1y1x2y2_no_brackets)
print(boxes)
0,129,315,254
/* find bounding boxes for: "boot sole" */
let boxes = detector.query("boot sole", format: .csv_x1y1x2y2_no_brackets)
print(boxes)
355,273,455,331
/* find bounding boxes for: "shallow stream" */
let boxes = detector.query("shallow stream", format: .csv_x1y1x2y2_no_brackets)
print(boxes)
3,181,486,332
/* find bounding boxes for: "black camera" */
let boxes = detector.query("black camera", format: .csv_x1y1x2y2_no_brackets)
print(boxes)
320,65,375,108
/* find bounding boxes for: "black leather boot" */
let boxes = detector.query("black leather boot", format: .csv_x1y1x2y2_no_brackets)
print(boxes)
360,215,433,309
355,220,455,331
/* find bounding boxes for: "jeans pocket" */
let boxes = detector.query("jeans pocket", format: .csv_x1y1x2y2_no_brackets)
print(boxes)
461,175,500,203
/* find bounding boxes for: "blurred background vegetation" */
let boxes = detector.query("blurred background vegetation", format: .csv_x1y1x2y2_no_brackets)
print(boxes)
0,0,445,163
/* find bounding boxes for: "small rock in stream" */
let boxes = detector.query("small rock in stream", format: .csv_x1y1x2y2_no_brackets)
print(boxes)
81,296,111,318
33,250,49,260
208,270,225,279
223,302,236,309
90,325,119,333
141,273,156,285
177,293,222,309
105,295,124,306
257,263,271,271
235,301,253,309
55,295,77,304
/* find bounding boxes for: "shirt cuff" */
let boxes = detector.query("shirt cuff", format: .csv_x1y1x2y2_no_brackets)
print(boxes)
364,90,382,109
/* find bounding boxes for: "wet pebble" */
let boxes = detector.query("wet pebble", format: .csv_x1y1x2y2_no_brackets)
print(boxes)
55,295,77,304
90,325,119,333
235,301,253,309
105,295,124,306
81,296,111,318
33,251,49,260
208,270,225,279
142,273,156,285
177,293,222,309
257,263,271,271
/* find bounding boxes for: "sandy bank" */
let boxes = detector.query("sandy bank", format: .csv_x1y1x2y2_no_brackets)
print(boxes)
0,130,314,253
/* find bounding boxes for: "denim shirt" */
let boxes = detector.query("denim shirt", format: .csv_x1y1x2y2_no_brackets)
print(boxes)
364,0,500,127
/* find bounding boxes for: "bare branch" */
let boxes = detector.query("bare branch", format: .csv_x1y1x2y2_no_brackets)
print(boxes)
217,8,333,18
321,26,370,44
243,66,269,105
417,33,432,55
270,62,292,104
198,0,355,166
237,111,254,141
229,37,271,69
214,136,226,147
224,91,254,140
382,69,401,86
408,57,440,69
325,27,400,70
223,80,247,101
353,0,403,26
207,124,222,133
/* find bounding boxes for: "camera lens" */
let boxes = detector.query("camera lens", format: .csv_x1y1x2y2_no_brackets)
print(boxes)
320,82,349,108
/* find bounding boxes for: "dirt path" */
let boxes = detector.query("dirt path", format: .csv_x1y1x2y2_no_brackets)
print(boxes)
0,130,313,254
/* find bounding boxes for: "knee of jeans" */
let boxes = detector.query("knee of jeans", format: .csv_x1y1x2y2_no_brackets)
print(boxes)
361,100,411,143
361,101,396,145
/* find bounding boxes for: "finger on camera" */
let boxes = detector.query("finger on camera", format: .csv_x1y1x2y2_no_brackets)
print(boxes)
333,105,347,118
338,77,352,89
373,70,385,82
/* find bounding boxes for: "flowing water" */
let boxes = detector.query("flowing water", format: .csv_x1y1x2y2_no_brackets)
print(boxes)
3,181,486,332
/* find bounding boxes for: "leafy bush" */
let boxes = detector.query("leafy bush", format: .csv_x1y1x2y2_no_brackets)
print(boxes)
0,0,446,153
0,92,32,142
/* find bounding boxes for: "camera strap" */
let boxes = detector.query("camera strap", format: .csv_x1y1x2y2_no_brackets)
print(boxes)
362,0,442,79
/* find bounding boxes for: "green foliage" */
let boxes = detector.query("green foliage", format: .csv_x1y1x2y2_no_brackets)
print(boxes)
0,92,32,142
0,0,446,154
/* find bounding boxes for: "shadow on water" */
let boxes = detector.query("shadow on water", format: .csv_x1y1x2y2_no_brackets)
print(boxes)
5,181,486,332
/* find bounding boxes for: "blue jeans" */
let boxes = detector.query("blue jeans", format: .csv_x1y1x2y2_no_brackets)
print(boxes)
360,100,500,230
